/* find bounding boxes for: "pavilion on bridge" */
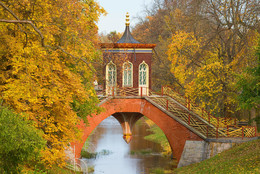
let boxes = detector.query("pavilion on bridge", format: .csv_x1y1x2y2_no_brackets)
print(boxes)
99,13,156,96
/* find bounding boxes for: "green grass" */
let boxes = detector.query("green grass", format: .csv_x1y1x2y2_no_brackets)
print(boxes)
47,166,81,174
25,165,81,174
81,149,112,159
150,168,165,174
81,150,98,159
87,166,95,173
173,139,260,174
149,168,174,174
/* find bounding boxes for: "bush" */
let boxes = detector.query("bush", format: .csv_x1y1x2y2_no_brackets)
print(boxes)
0,106,46,173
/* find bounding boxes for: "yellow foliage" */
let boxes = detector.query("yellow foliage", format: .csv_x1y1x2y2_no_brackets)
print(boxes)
167,30,258,116
167,31,201,85
0,0,105,168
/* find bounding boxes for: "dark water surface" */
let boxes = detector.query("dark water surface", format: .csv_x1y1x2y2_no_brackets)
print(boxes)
82,116,175,174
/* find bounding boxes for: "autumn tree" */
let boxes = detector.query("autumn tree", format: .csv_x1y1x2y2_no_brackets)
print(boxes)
171,0,259,116
132,4,180,90
133,0,259,117
0,0,105,168
236,38,260,129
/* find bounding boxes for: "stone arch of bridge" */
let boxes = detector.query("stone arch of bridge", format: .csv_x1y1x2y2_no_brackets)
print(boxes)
73,98,203,162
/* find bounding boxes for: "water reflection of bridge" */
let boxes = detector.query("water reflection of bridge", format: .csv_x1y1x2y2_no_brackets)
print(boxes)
83,116,173,174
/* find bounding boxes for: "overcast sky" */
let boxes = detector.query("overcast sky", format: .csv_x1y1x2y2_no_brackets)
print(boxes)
97,0,153,34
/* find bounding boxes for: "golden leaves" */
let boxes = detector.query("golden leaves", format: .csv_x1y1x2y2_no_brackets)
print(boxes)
0,0,104,168
167,31,201,84
166,30,252,115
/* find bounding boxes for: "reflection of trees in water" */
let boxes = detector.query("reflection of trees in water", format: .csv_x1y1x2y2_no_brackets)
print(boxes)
130,117,176,172
85,116,163,153
83,121,108,153
83,115,176,173
130,117,162,152
84,128,100,153
84,116,120,153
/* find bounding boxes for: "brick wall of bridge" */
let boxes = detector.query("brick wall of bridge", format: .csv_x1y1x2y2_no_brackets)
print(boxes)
72,98,203,162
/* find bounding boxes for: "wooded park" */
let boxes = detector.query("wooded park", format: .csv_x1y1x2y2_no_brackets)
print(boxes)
0,0,259,173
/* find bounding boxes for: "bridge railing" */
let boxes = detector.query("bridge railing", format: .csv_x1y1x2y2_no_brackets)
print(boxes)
161,86,257,138
147,95,219,137
162,86,237,127
97,86,154,98
96,86,257,138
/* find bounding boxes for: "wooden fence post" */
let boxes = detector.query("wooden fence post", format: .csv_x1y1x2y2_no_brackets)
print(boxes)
242,127,244,139
208,112,210,124
161,86,164,96
207,126,208,137
216,127,218,138
187,98,191,125
112,87,114,97
188,98,190,110
227,125,229,137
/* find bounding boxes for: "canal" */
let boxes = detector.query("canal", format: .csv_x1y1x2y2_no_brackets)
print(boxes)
82,116,176,174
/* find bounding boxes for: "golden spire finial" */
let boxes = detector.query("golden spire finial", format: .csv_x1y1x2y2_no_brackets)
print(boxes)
126,12,130,26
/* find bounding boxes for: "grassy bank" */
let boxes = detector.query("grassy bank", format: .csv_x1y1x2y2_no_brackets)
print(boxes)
173,139,260,174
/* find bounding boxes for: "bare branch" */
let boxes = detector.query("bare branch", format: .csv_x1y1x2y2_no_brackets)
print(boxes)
153,48,184,89
55,46,96,72
0,2,96,72
0,2,19,20
0,1,30,47
0,19,45,46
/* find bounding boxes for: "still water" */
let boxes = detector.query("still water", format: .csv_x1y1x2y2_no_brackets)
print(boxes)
82,116,175,174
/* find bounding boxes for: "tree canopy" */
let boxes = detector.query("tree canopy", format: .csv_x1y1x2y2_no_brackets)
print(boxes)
133,0,259,117
0,0,105,168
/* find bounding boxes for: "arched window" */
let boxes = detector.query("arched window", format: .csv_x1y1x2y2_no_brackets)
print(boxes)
139,61,149,96
106,61,116,87
123,62,133,87
139,61,148,86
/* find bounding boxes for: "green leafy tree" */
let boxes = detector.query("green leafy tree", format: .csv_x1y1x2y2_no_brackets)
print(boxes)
237,38,260,129
0,105,46,173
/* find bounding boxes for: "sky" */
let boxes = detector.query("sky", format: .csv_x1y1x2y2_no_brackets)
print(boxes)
97,0,153,34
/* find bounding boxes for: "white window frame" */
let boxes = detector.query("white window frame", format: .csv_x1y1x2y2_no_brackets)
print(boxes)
106,61,117,95
138,61,149,95
122,61,133,87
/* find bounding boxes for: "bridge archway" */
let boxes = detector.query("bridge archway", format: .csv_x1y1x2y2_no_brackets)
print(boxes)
73,98,203,162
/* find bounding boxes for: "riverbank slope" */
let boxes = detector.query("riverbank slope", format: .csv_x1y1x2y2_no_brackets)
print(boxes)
173,138,260,174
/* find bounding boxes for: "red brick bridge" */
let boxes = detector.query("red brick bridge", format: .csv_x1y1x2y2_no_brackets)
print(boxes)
71,13,257,166
72,86,257,164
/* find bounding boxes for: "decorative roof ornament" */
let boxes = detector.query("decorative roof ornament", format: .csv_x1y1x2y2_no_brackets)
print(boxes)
117,12,140,44
126,12,130,26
